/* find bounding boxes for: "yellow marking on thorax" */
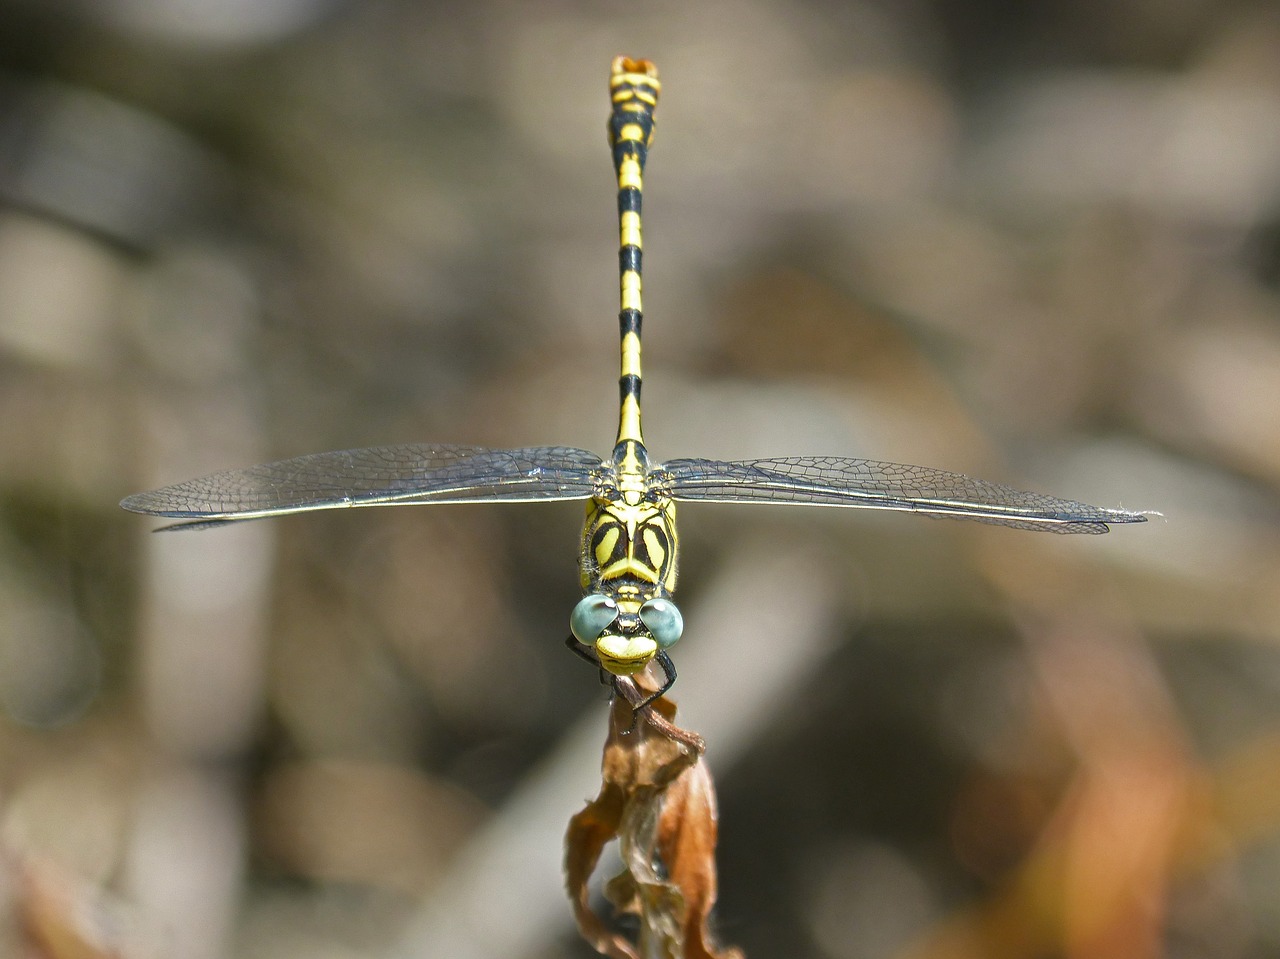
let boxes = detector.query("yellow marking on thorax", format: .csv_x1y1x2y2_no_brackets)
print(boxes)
599,556,661,584
642,527,666,571
593,526,620,570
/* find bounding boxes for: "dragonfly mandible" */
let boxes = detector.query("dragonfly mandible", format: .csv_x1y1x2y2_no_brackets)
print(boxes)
122,57,1147,707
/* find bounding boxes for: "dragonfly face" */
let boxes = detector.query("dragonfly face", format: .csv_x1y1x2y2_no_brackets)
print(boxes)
570,592,684,677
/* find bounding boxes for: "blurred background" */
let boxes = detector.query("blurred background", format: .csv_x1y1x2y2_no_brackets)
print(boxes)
0,0,1275,956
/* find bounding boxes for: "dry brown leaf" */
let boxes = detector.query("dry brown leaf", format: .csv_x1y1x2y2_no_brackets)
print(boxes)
565,678,743,959
656,759,742,959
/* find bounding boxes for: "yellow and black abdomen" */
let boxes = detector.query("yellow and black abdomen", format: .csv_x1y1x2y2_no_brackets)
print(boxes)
608,58,659,448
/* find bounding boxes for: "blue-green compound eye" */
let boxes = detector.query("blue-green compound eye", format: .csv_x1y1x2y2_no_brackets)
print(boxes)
639,598,684,649
571,594,619,643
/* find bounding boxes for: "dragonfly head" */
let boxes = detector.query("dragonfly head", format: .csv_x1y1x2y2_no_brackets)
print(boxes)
570,593,683,676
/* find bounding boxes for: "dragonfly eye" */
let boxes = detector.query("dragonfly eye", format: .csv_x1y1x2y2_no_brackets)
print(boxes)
638,597,683,649
571,594,620,643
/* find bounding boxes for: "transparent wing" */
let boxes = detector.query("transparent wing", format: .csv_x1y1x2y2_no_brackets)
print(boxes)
121,445,605,530
658,456,1147,534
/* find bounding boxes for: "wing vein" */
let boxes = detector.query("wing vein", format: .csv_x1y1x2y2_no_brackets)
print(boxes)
121,445,605,528
658,456,1147,534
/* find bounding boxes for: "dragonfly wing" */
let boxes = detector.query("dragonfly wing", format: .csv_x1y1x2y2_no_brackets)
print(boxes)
658,456,1147,534
121,445,606,528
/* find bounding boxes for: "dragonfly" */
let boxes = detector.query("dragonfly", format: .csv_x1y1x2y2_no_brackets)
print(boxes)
122,57,1147,708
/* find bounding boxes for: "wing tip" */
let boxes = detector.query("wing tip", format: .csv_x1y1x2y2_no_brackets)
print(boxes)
1105,507,1157,527
120,492,199,519
1069,507,1151,534
119,494,151,514
121,492,239,529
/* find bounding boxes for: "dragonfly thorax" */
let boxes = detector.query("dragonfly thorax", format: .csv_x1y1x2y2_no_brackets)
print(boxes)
579,492,678,594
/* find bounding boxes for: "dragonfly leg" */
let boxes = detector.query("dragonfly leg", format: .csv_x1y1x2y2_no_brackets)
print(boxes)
631,650,676,712
614,651,678,734
564,635,611,688
563,637,677,730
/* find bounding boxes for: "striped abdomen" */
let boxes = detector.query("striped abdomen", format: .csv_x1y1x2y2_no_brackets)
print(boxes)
608,56,659,448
